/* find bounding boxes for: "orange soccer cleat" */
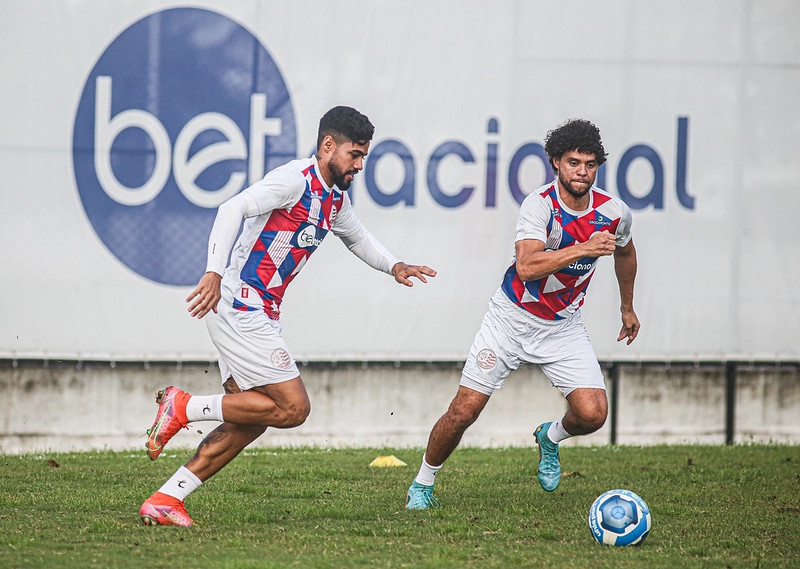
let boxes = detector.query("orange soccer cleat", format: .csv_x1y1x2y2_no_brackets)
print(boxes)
145,386,190,460
140,492,194,527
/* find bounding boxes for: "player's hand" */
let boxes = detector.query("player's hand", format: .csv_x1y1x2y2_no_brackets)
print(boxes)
186,272,222,318
617,308,640,345
391,262,437,287
583,231,617,257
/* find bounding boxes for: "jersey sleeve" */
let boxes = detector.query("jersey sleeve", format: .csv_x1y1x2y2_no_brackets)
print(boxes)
204,167,306,275
331,192,400,274
615,199,633,247
242,165,306,215
514,193,551,244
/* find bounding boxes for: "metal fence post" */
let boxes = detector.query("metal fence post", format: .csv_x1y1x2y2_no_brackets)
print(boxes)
609,363,619,446
725,362,737,445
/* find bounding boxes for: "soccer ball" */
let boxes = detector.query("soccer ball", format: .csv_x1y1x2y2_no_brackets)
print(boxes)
588,489,651,546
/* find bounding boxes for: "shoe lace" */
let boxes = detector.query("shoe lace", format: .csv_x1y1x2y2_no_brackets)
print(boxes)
413,488,440,508
537,434,560,471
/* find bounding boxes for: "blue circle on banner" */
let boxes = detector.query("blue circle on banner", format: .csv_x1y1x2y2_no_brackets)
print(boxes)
72,7,296,286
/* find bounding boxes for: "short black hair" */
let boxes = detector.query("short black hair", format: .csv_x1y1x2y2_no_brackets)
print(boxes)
316,106,374,148
544,119,607,172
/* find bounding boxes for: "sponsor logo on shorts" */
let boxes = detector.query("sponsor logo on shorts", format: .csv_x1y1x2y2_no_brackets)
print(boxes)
271,348,292,369
476,348,497,370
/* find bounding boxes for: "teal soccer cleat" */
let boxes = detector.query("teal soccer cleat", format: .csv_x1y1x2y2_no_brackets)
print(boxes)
534,422,561,492
405,480,440,510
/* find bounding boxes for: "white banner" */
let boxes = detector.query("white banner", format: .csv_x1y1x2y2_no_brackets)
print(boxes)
1,1,798,361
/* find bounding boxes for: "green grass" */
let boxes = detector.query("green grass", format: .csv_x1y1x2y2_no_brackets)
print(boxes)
1,445,798,569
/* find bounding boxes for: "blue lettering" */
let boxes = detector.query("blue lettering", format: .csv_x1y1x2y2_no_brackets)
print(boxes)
485,118,499,207
508,142,552,205
427,141,475,208
616,144,664,210
596,163,607,191
357,115,690,211
675,116,695,209
364,139,415,207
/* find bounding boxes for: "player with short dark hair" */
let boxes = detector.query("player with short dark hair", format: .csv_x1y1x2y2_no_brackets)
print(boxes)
139,106,436,526
316,105,375,148
406,118,640,509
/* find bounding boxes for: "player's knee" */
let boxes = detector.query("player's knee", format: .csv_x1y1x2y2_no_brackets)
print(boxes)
579,407,607,433
447,402,483,430
280,400,311,428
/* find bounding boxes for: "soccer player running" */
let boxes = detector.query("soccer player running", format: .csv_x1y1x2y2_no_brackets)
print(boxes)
140,106,436,526
405,119,640,509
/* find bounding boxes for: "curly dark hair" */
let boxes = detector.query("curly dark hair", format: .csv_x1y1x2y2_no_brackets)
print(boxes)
317,106,375,148
544,119,607,173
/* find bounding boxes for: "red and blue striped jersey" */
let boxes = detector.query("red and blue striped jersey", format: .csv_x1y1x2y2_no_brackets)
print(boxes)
224,158,345,320
501,181,632,320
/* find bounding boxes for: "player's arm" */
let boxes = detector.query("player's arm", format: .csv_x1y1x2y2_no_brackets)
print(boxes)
613,238,640,344
513,192,615,281
186,169,304,318
332,194,436,287
186,196,248,318
515,232,616,281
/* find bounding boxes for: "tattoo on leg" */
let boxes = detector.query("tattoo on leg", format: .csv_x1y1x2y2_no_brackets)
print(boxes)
190,424,231,461
223,377,241,394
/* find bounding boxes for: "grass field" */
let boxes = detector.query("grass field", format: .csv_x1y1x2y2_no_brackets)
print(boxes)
1,445,798,569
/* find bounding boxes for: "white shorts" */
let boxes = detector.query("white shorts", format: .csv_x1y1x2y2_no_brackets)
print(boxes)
460,290,605,397
205,286,300,390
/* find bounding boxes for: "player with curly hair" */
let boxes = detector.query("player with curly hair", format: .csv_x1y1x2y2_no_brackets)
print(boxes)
406,119,640,508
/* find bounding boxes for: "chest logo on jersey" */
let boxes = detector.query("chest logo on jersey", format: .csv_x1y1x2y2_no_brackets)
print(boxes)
297,225,323,249
567,261,595,272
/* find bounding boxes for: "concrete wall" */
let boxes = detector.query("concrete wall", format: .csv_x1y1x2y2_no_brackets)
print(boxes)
0,360,797,455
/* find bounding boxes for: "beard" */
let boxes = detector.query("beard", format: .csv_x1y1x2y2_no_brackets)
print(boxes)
558,169,592,199
329,158,358,190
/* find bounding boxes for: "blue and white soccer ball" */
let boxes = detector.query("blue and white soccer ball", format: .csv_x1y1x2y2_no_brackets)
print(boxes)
588,489,651,546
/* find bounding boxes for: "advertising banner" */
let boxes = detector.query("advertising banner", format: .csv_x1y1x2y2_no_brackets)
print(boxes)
1,1,798,361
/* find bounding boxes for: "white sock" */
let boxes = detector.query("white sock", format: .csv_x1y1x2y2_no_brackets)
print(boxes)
158,466,202,501
547,418,572,444
185,394,224,422
414,454,442,487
